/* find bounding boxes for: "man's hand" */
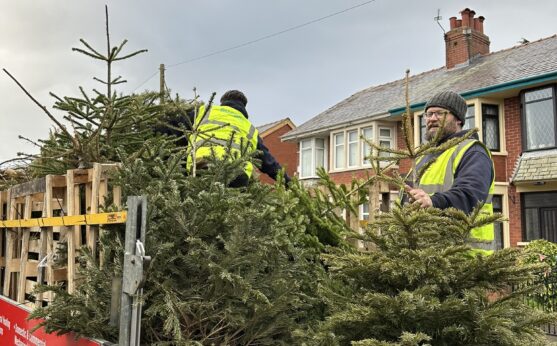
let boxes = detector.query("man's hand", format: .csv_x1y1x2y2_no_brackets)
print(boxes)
405,185,433,208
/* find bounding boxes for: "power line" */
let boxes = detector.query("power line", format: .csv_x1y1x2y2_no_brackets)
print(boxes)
132,0,377,91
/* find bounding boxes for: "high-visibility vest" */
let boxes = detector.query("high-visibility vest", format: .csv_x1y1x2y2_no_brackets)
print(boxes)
416,139,495,255
187,105,259,178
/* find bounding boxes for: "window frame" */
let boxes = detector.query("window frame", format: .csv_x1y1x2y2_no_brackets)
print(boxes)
378,126,393,157
521,191,557,242
333,132,345,170
361,126,374,166
299,137,327,179
331,122,396,172
347,129,359,168
521,85,557,152
482,103,501,152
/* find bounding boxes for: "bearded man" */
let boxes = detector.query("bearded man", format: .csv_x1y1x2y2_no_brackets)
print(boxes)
406,91,495,254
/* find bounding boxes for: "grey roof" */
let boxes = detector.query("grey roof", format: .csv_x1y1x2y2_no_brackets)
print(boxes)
283,34,557,140
511,149,557,183
257,119,285,134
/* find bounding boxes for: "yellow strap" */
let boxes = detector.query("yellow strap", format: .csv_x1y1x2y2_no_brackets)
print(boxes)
0,211,127,228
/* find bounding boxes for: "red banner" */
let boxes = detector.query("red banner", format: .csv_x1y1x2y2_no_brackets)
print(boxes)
0,295,104,346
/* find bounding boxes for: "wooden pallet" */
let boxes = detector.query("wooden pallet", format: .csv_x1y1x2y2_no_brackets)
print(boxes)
0,163,123,307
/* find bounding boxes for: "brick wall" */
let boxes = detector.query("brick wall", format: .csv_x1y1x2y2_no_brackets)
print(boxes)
329,169,372,185
504,96,523,246
493,156,507,182
258,124,298,184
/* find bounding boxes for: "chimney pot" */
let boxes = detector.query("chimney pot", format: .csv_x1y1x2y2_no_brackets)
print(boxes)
456,19,462,28
478,16,485,33
461,8,471,27
449,16,457,30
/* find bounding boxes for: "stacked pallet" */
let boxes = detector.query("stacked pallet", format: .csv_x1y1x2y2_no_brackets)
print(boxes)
0,163,125,308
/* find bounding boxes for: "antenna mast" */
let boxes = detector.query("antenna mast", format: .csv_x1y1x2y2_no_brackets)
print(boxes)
434,9,445,34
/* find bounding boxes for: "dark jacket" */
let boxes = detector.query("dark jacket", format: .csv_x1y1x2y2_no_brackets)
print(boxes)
419,131,493,214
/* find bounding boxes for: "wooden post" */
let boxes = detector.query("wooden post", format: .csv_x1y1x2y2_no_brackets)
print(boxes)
66,170,77,294
3,189,14,298
0,191,4,293
159,63,165,104
87,163,101,260
36,176,51,306
16,195,32,303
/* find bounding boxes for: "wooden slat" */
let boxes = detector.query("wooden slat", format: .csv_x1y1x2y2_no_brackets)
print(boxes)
17,195,32,302
66,170,76,294
10,177,46,198
87,163,101,260
3,188,15,298
13,261,39,277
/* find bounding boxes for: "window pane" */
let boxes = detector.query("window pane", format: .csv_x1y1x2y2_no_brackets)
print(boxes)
301,148,312,177
483,116,499,151
524,208,541,241
463,105,475,130
492,195,503,249
315,138,325,149
419,116,426,144
360,203,369,221
525,87,552,102
361,127,373,165
379,128,391,137
525,98,555,150
379,140,391,157
334,133,345,169
334,133,344,145
494,222,504,250
348,130,358,166
301,139,311,149
492,195,502,212
316,148,324,169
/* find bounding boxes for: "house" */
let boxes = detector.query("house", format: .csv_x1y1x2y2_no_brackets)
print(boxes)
282,8,557,248
256,118,297,184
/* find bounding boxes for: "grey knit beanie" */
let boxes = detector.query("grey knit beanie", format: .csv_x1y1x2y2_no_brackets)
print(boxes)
424,91,467,125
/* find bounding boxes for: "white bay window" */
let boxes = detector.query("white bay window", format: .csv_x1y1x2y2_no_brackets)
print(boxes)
332,123,395,171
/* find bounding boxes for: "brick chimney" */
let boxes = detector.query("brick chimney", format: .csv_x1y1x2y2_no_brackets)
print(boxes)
445,8,490,69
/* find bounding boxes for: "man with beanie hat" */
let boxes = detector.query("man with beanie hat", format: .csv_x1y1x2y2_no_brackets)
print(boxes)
188,90,290,187
406,90,495,253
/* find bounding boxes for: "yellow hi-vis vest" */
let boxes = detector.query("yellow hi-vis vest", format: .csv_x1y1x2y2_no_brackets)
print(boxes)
416,139,495,255
187,105,259,178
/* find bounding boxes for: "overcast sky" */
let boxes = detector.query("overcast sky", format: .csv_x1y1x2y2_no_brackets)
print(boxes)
1,0,556,163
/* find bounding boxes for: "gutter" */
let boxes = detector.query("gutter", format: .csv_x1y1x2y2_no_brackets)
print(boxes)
281,112,389,141
388,70,557,116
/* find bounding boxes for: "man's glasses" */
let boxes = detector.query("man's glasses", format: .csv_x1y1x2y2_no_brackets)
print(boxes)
424,110,450,119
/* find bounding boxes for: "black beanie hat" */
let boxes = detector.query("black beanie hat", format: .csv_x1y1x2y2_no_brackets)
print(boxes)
424,91,467,125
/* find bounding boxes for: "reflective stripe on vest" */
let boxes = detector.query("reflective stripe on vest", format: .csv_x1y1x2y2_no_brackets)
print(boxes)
417,139,495,254
187,105,259,177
